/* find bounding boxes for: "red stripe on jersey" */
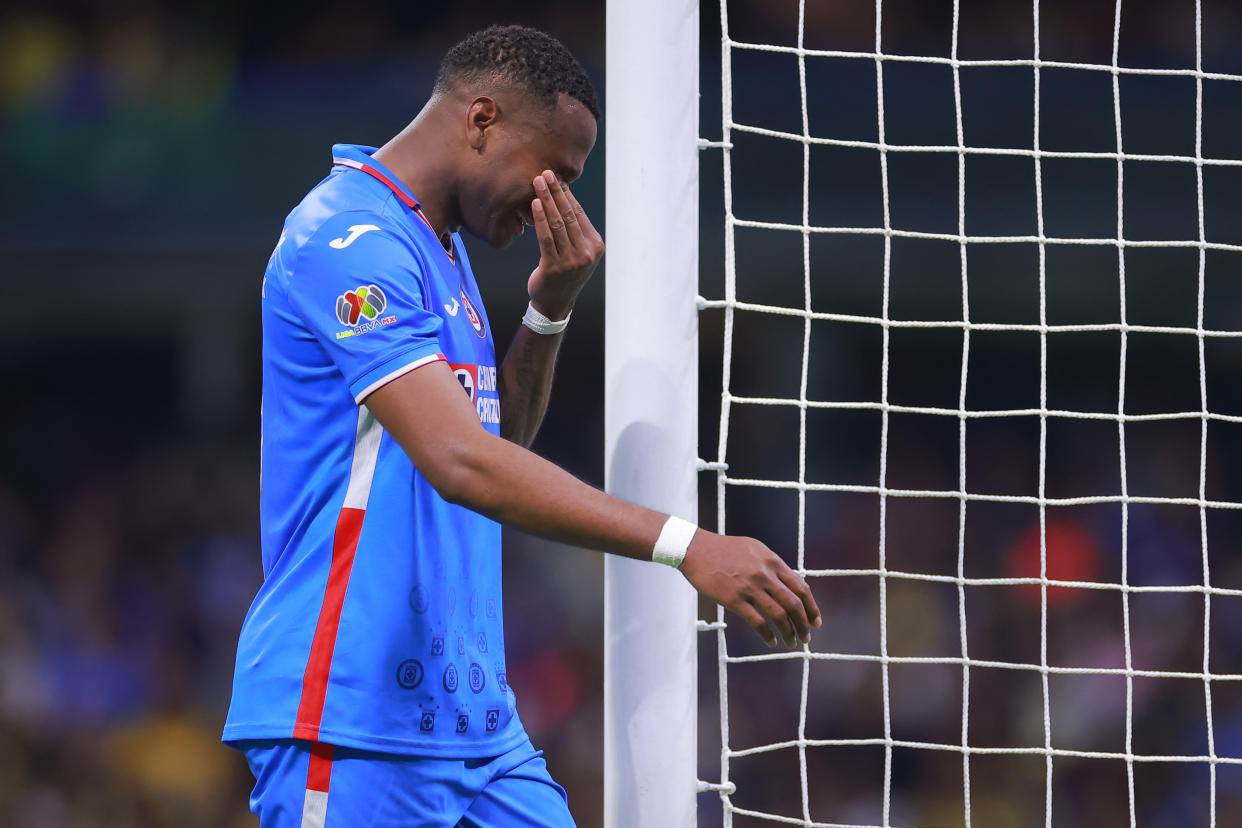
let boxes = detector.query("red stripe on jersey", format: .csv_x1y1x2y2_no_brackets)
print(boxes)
293,506,366,741
332,157,418,210
306,742,335,793
332,157,455,262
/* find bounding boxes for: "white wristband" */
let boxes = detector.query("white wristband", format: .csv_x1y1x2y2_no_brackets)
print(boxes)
522,302,570,334
652,515,697,568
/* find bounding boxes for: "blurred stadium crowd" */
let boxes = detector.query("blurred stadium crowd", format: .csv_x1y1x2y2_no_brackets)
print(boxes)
3,0,1242,826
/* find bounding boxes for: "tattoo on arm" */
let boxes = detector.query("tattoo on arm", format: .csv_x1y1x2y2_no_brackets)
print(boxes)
500,333,555,447
515,337,536,402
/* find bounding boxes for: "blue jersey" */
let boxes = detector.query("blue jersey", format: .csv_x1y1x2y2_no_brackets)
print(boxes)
223,144,523,757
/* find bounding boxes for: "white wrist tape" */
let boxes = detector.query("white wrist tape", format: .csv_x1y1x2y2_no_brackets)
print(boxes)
522,303,570,334
652,515,697,568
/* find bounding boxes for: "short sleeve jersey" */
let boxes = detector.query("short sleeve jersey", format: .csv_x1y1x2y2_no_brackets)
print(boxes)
223,144,523,757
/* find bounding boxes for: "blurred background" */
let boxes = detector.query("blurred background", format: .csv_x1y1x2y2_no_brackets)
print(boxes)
1,0,1241,826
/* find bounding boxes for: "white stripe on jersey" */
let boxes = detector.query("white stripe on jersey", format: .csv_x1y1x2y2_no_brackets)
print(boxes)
301,789,328,828
343,408,384,511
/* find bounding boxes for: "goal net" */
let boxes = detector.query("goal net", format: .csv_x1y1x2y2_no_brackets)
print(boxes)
696,1,1242,826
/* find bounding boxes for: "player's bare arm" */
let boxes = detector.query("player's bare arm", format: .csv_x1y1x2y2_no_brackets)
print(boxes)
366,362,821,647
497,171,603,447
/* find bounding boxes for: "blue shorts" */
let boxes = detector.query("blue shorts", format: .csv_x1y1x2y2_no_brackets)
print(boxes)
239,737,576,828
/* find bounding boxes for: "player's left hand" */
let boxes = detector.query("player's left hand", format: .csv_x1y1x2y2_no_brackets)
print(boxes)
527,170,604,320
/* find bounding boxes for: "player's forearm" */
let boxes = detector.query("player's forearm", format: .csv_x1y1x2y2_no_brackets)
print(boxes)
497,325,563,447
437,429,822,648
440,429,666,560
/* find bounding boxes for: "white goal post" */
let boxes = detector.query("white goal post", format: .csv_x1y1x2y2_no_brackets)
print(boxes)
604,0,701,826
607,1,1242,827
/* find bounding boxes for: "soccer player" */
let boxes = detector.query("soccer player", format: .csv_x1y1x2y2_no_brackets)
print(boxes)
224,25,821,827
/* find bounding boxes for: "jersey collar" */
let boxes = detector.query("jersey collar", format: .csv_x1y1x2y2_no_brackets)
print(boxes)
329,143,455,262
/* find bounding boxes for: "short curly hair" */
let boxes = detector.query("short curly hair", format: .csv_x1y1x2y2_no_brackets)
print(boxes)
434,25,600,120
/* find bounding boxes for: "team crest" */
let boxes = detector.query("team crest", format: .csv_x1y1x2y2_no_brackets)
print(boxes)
460,289,486,338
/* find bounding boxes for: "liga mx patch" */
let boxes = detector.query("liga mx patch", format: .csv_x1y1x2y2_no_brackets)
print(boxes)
335,284,397,339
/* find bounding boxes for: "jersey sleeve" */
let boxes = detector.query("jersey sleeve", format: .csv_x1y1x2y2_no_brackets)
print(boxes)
286,214,445,402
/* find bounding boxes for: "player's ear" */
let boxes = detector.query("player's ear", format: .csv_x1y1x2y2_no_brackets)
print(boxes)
467,97,499,152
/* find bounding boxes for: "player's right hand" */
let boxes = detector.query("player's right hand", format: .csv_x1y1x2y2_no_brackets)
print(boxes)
526,171,603,320
679,532,822,648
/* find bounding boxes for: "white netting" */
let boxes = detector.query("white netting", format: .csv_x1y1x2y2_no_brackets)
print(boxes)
699,1,1242,826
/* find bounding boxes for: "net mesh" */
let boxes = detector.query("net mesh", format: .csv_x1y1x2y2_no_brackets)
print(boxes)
698,1,1242,825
